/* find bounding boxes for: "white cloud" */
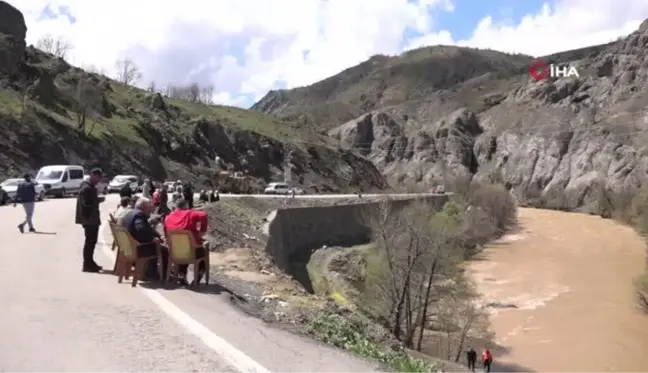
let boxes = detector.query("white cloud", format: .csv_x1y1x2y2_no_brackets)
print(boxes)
13,0,450,105
406,0,648,56
9,0,648,107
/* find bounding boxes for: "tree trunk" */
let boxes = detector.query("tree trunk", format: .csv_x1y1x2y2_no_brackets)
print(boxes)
416,259,437,351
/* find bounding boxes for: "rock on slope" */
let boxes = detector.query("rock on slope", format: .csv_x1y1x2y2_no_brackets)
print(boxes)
255,20,648,208
0,1,386,192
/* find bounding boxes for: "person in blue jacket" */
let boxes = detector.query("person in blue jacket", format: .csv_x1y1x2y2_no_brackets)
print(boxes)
14,173,37,233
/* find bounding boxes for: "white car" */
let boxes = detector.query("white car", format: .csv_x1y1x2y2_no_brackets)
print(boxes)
0,178,45,202
106,175,139,193
264,182,290,195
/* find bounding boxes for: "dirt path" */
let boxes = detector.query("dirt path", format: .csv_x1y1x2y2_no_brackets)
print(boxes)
468,208,648,372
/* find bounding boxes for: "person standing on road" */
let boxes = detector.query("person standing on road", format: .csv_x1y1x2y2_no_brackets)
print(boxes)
15,173,37,233
466,347,477,372
158,184,170,217
142,178,151,199
182,181,194,209
119,181,133,199
75,168,105,273
481,348,493,372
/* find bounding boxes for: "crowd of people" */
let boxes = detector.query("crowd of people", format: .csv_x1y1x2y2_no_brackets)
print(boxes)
74,168,211,286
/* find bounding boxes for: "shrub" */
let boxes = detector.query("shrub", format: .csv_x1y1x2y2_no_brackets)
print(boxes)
635,272,648,313
308,311,437,372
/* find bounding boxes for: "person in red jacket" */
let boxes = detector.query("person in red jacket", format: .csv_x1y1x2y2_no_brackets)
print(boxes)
482,348,493,372
163,198,208,285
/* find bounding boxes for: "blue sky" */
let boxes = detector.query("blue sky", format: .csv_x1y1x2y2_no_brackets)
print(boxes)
432,0,545,39
19,0,648,107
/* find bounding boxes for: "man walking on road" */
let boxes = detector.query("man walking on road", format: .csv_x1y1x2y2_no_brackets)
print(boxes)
75,168,105,273
466,347,477,372
15,173,37,233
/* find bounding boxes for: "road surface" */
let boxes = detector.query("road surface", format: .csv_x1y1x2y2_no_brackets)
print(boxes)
0,195,384,372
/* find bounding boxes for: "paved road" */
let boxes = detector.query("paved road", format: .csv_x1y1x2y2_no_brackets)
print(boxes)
216,192,443,199
0,196,381,372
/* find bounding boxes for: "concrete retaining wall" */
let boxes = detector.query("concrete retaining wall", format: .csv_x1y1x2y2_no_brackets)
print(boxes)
264,196,449,274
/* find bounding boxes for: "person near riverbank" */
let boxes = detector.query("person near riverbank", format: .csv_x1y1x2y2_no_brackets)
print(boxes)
466,347,477,372
482,348,493,372
15,173,37,233
75,168,105,273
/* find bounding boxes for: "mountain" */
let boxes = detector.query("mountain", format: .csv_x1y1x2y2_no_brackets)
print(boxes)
0,0,386,193
254,20,648,209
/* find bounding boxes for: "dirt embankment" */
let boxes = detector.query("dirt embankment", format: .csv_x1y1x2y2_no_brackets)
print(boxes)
468,208,648,372
201,197,394,321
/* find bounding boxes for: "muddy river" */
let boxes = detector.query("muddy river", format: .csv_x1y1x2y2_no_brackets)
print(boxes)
468,208,648,372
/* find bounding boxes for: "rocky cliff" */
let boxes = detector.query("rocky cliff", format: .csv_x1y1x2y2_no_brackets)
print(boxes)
0,1,386,192
254,20,648,208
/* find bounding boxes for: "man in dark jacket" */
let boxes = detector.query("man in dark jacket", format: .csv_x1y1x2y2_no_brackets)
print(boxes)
119,182,133,199
466,347,477,372
15,173,37,233
75,168,105,272
122,197,169,281
182,181,194,209
157,185,170,217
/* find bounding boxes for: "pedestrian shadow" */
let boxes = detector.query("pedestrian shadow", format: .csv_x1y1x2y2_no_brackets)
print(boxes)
140,281,247,302
32,231,57,235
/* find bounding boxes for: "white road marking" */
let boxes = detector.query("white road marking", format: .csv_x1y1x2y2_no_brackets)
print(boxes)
97,224,271,373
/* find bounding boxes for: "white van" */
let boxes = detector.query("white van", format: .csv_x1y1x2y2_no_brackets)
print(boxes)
35,165,85,198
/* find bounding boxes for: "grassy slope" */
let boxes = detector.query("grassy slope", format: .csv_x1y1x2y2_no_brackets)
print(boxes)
0,47,369,186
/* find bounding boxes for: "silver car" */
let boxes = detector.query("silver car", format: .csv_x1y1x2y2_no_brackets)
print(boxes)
0,178,45,202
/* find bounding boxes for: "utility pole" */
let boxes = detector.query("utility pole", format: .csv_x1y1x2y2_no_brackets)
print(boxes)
283,149,293,184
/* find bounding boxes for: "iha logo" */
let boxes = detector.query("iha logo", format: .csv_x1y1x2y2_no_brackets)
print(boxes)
529,59,580,81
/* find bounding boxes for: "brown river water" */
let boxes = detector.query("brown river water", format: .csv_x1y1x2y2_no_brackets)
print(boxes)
467,208,648,372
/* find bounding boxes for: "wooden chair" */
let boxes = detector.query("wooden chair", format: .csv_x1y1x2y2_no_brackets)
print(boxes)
112,224,165,287
108,214,121,273
165,229,210,288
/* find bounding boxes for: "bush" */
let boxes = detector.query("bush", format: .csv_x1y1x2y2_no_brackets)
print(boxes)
635,271,648,313
308,311,437,372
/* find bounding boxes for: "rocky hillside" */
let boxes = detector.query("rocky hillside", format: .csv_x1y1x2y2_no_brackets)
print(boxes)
0,1,386,192
254,20,648,208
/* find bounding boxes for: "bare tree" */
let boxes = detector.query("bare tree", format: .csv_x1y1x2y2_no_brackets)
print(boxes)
363,200,477,350
114,58,142,86
36,34,73,59
147,81,156,92
164,83,214,104
83,64,108,77
200,85,214,104
75,77,103,136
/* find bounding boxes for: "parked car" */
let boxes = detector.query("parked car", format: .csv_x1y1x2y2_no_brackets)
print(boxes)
0,186,8,205
0,178,45,202
264,182,290,195
106,175,140,193
35,165,85,198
